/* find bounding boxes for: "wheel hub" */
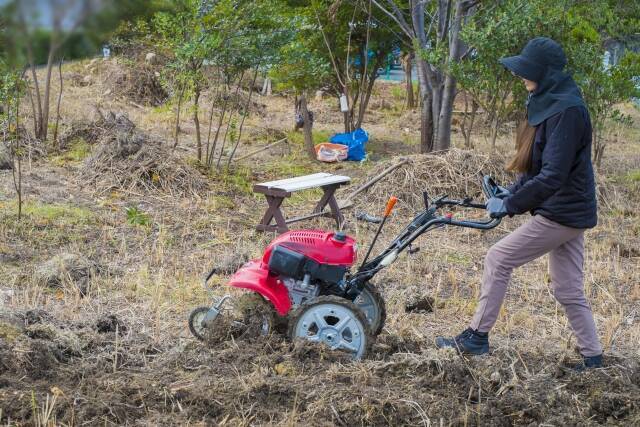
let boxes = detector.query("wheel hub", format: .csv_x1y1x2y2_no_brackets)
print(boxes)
319,329,337,343
294,302,366,357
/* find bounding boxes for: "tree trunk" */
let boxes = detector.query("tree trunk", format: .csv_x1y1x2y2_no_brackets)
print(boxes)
415,58,434,153
437,79,456,151
172,84,185,150
261,77,272,96
300,95,316,160
40,47,56,141
207,82,232,167
435,0,468,152
403,53,415,109
11,76,23,219
25,42,43,138
216,73,246,168
430,75,443,142
593,127,605,170
491,114,499,149
193,88,202,161
420,93,434,153
52,59,63,148
354,66,379,130
461,92,478,148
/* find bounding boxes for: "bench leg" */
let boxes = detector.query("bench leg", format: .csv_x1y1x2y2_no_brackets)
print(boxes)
257,196,288,233
313,185,344,229
312,184,339,214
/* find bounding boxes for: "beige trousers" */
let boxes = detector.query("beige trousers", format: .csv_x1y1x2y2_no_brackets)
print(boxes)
469,214,602,357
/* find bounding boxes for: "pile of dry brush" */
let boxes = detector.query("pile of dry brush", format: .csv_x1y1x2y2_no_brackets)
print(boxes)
358,149,514,212
99,59,167,107
63,110,207,196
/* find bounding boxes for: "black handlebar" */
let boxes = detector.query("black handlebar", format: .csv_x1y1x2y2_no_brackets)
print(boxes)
349,175,504,293
482,175,499,199
356,175,503,227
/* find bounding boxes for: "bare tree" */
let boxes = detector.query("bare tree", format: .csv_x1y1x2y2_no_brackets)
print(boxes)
373,0,478,152
18,0,100,141
227,67,260,166
315,1,394,133
4,71,25,219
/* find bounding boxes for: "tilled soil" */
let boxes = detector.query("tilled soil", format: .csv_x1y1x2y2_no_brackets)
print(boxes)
1,307,639,426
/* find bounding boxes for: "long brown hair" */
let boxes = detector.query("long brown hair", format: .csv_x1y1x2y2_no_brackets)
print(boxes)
506,121,536,173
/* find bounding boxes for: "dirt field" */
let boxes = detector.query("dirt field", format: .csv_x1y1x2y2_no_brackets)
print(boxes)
1,58,639,426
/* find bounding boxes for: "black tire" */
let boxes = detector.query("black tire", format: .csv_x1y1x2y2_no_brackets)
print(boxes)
188,306,210,341
288,295,372,359
356,282,386,336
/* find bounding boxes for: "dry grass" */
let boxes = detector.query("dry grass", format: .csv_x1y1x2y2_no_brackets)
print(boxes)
0,61,639,426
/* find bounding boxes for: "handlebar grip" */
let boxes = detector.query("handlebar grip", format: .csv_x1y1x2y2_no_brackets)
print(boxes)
384,196,398,217
482,175,497,199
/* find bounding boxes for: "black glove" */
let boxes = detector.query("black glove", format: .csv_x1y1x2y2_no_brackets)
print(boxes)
495,185,511,199
486,197,507,218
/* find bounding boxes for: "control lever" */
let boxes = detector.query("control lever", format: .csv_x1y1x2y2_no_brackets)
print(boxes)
360,196,398,268
423,191,429,210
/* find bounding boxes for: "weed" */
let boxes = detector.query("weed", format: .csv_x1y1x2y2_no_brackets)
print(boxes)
624,169,640,182
125,206,151,226
0,322,22,343
211,166,254,195
206,194,236,211
445,251,472,266
265,156,315,177
286,129,331,146
391,85,404,102
0,200,94,226
51,138,91,166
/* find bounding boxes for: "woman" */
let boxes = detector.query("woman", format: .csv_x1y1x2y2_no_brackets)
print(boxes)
436,37,603,370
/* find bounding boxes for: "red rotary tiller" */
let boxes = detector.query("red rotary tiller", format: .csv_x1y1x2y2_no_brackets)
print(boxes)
189,176,503,359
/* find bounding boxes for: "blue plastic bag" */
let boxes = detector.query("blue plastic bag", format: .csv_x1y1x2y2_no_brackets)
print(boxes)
329,128,368,161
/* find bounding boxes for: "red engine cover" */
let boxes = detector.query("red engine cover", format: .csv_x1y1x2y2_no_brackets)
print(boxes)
262,229,357,266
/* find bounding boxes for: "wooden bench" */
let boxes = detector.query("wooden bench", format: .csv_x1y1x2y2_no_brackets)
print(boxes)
253,173,351,233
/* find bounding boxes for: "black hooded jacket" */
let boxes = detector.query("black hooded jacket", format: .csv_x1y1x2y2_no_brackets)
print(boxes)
500,38,597,229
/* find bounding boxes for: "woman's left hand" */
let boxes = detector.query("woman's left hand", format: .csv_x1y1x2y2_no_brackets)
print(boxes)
495,185,511,198
486,197,508,218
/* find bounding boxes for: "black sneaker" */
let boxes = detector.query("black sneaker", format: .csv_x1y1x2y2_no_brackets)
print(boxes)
435,328,489,355
573,354,603,372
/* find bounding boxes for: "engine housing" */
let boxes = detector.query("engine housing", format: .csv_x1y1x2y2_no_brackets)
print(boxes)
263,230,356,285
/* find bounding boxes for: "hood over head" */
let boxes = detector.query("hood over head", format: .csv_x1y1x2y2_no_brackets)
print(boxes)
499,37,586,126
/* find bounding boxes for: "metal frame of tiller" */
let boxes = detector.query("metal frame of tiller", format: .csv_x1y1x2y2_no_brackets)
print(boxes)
342,175,502,298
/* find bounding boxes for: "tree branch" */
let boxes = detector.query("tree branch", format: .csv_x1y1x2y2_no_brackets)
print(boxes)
314,7,346,88
371,0,414,39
